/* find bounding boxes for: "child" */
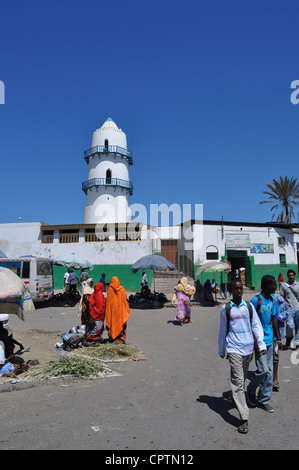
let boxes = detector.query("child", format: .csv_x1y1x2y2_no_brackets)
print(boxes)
0,356,28,378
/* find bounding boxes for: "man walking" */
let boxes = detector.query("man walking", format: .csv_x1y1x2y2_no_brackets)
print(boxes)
218,280,266,434
280,269,299,349
247,275,281,413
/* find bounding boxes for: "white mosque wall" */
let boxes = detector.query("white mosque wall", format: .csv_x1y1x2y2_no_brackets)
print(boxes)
91,126,127,149
87,156,130,181
85,192,130,224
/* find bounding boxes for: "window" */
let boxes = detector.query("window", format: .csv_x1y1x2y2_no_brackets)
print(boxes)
42,230,54,243
59,230,79,243
206,245,219,260
104,139,109,150
279,253,286,267
85,227,108,242
206,252,218,260
37,261,52,276
278,237,285,246
22,261,30,279
115,224,141,241
106,169,112,184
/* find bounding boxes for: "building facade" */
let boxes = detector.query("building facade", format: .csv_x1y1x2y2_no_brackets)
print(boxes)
0,117,298,293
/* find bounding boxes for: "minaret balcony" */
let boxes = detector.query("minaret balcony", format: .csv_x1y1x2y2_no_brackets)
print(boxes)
84,145,133,165
82,178,133,195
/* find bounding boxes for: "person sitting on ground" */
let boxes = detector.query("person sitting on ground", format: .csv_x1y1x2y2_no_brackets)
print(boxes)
0,355,28,377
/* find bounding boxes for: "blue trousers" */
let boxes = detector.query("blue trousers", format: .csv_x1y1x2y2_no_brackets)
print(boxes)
247,344,273,405
286,310,299,345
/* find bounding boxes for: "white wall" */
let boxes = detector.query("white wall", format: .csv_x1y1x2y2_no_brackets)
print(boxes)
192,223,298,266
87,156,130,181
0,223,152,264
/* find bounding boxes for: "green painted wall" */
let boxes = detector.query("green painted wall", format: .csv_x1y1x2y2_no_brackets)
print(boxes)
53,265,153,292
253,264,298,290
193,263,298,291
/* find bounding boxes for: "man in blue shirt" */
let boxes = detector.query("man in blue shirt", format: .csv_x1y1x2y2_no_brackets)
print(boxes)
247,275,281,413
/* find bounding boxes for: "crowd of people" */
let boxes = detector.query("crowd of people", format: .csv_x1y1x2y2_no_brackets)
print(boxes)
75,273,131,345
218,269,299,434
1,264,298,437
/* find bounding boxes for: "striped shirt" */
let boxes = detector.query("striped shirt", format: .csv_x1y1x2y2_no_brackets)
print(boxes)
218,299,266,357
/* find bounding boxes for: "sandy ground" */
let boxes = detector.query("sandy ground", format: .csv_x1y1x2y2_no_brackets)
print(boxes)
6,289,257,366
1,290,299,451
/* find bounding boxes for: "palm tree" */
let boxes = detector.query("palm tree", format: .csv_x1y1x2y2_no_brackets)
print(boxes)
260,176,299,224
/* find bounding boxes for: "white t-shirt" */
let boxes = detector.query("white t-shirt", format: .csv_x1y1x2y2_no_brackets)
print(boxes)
141,273,148,286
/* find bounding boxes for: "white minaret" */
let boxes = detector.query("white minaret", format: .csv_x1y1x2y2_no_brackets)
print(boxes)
83,117,133,224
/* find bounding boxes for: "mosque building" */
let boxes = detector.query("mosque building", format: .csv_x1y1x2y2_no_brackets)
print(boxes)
0,116,298,292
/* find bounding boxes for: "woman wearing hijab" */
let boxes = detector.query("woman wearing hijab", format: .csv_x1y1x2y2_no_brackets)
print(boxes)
105,276,130,344
78,278,94,323
87,282,106,342
174,277,196,326
278,273,284,286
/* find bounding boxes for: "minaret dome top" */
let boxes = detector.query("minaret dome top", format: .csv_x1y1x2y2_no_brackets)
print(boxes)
91,116,127,149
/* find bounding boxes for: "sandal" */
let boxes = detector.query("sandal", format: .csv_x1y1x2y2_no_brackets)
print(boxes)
273,380,280,391
238,421,248,434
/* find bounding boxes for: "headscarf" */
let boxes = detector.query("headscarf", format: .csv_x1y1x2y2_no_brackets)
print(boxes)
105,276,130,340
84,278,94,294
78,278,94,316
89,282,106,322
174,277,196,296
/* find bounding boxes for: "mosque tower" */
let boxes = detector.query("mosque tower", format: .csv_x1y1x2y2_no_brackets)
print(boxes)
82,117,133,224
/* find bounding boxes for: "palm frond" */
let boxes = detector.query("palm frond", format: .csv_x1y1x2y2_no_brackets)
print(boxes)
260,176,299,223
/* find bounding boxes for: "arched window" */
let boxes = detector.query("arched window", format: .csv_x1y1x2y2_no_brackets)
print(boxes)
106,169,112,184
104,139,109,151
206,245,219,260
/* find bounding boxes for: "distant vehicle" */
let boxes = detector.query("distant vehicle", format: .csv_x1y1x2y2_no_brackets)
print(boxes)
0,256,53,302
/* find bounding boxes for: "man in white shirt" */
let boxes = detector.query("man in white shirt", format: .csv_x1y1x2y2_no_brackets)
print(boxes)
64,269,71,293
218,280,266,434
141,270,148,287
280,269,299,349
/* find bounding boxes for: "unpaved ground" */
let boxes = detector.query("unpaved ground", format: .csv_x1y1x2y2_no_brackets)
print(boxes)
1,296,298,451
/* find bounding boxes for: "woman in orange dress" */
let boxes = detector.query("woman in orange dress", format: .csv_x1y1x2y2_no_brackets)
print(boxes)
105,276,130,343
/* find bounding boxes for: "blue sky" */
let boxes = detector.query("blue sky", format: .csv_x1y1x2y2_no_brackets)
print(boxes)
0,0,298,226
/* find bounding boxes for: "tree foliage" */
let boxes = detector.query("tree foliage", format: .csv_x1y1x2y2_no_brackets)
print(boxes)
260,176,299,224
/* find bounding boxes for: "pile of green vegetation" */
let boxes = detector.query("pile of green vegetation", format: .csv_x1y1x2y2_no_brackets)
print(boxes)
74,343,140,361
22,343,144,384
23,356,107,383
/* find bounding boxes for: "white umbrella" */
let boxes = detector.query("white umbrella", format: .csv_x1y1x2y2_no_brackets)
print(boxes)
51,253,93,270
195,261,231,301
195,261,231,277
0,267,35,320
